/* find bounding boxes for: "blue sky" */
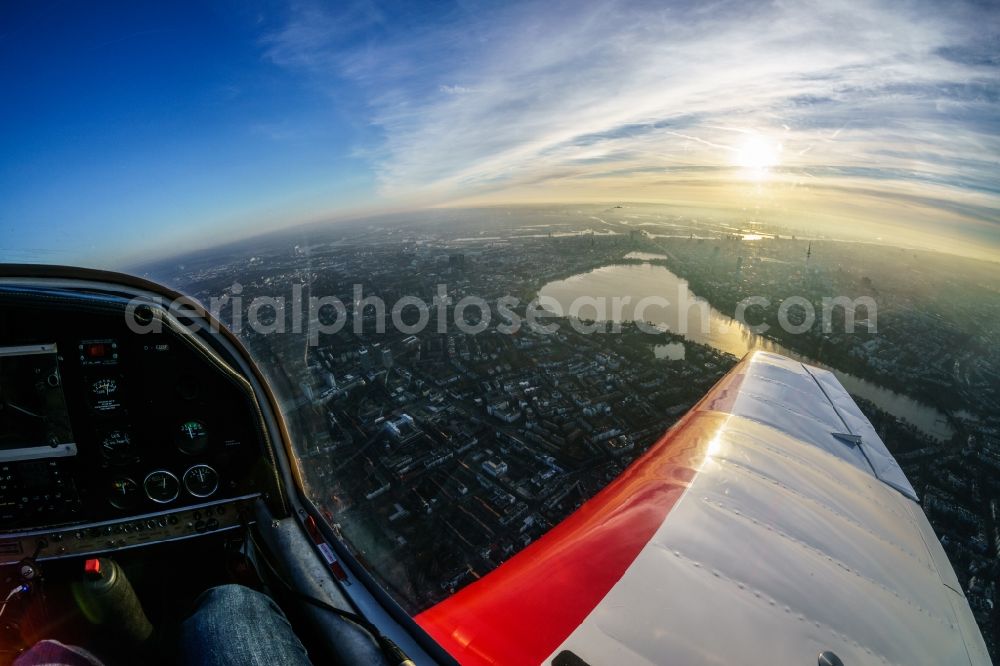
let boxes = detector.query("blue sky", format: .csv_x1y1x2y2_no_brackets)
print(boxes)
1,0,998,264
0,2,380,263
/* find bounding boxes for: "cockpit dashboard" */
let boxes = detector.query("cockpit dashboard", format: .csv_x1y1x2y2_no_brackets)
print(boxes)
0,280,279,565
0,268,438,666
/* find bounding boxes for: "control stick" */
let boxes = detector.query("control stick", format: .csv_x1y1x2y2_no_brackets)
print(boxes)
78,558,153,645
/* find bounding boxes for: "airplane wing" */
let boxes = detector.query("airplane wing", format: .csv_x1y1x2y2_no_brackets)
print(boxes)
415,351,990,665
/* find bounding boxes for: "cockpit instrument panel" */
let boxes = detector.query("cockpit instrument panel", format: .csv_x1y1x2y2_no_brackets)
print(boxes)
0,296,271,540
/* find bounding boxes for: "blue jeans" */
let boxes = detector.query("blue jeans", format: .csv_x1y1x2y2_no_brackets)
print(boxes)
179,584,313,666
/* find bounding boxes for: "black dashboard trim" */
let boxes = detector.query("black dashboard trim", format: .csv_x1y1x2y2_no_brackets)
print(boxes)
0,493,260,566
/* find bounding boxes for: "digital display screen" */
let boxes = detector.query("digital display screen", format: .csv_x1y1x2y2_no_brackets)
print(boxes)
78,339,118,367
85,343,110,358
0,344,77,461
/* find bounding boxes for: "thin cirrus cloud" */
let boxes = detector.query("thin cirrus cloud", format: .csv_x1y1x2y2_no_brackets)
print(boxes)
263,0,999,257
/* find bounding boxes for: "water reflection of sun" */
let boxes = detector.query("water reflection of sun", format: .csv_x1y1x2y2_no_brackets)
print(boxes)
732,134,781,179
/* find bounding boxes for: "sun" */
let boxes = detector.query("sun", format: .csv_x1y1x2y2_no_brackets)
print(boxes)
731,134,781,178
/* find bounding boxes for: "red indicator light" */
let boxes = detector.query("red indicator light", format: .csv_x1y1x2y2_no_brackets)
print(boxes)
84,558,101,577
86,345,107,358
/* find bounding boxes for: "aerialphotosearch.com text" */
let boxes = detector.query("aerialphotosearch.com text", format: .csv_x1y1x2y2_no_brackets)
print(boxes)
125,282,877,345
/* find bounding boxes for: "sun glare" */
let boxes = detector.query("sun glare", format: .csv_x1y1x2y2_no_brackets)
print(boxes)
731,134,781,178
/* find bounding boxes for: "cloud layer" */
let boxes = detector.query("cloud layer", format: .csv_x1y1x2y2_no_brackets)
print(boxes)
264,0,1000,255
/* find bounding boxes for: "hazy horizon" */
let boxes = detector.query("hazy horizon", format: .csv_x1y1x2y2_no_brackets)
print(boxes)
1,1,997,265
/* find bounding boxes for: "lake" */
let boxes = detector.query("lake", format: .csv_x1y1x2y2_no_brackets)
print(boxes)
539,260,954,441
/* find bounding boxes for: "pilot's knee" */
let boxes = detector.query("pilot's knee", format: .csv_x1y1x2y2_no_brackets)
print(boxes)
191,584,273,620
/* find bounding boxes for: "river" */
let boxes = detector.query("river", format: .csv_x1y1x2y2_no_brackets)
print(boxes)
538,257,955,441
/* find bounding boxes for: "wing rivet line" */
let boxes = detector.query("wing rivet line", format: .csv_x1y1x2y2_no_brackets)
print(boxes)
658,545,895,664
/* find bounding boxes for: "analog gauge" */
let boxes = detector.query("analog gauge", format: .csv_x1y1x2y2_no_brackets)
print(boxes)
183,464,219,498
176,420,209,455
143,470,180,504
91,378,118,397
108,477,139,510
100,429,135,463
89,377,122,414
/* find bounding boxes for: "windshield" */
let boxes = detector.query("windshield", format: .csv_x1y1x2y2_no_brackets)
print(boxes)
3,0,999,654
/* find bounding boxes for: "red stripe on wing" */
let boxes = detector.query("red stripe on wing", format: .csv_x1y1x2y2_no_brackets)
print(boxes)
416,388,738,665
